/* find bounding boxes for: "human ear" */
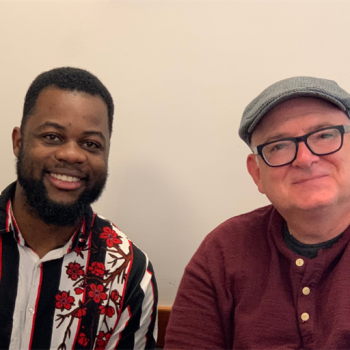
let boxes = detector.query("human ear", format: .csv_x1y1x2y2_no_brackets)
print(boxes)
12,127,22,158
247,153,265,194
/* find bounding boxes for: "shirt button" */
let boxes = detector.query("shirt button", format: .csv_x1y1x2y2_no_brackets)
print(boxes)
296,258,304,267
28,307,35,315
301,312,309,322
302,287,310,295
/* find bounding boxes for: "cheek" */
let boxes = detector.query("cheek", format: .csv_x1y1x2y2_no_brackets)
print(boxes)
90,156,108,174
320,154,346,177
259,168,287,194
18,151,37,178
24,150,46,169
22,141,48,163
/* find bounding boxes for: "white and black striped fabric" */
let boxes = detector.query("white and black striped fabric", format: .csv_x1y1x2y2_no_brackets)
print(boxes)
0,182,158,350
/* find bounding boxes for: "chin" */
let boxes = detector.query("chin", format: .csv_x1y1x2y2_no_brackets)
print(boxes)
270,192,338,213
49,196,80,206
47,189,82,204
288,184,339,209
291,197,338,212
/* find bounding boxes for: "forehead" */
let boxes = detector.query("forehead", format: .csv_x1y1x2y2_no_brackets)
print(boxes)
251,97,349,145
27,87,110,134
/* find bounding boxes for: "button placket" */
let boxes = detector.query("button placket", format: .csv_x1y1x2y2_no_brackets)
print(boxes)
294,257,324,348
296,259,311,323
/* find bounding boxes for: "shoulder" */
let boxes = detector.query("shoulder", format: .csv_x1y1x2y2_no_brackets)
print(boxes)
91,212,154,287
92,212,150,263
205,204,277,245
76,212,157,347
189,205,282,268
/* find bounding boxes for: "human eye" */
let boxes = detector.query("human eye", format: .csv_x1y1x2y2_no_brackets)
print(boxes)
272,143,286,151
265,141,290,154
313,128,339,142
43,133,62,143
320,131,337,139
81,140,102,151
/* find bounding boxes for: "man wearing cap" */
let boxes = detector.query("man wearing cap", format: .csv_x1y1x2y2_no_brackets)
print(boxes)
165,77,350,349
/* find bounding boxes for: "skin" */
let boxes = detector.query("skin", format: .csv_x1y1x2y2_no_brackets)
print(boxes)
12,88,110,258
247,97,350,244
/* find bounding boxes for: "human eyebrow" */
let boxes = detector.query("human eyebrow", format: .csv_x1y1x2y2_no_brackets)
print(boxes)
306,123,336,133
263,133,293,144
35,123,106,142
36,122,66,132
263,123,338,144
82,131,106,143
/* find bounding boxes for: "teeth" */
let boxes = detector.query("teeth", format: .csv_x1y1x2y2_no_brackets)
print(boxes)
51,173,80,182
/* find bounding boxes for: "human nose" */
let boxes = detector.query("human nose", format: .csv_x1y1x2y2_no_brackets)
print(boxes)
292,141,319,168
54,141,87,164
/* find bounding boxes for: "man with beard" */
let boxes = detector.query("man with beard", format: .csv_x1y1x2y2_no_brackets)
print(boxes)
0,67,157,350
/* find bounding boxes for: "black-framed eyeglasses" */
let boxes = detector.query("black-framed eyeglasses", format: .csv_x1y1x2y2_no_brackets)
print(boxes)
252,124,350,167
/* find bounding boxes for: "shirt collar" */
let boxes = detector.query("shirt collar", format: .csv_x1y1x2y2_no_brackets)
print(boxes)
1,181,94,253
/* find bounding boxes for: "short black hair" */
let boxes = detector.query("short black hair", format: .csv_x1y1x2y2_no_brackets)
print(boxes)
22,67,114,134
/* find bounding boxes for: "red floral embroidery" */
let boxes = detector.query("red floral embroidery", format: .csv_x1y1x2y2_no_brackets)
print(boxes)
96,331,111,349
55,291,75,311
99,227,122,247
96,331,105,348
88,261,105,277
74,287,84,295
88,284,107,303
111,289,120,301
74,307,87,318
77,332,89,346
55,223,133,350
99,305,115,318
66,262,84,281
74,246,84,258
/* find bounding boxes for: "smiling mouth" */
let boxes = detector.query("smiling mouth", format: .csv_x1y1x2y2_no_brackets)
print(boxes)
50,173,80,183
293,175,327,184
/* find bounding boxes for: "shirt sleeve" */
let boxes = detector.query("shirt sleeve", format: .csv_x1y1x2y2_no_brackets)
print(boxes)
107,246,158,350
164,238,229,349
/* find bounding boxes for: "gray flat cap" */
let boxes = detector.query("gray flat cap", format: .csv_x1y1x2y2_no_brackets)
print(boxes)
239,76,350,145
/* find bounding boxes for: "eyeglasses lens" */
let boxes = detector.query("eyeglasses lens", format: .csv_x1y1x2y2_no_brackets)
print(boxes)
262,128,342,166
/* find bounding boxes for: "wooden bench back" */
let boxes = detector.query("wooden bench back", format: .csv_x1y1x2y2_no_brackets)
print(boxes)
157,306,171,348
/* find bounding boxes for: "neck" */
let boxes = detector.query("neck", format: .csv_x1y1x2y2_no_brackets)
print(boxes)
280,206,350,244
12,183,80,259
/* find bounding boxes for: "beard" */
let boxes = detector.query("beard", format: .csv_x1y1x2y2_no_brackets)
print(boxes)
16,147,108,227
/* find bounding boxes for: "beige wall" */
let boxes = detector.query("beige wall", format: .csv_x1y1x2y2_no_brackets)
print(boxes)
1,0,349,305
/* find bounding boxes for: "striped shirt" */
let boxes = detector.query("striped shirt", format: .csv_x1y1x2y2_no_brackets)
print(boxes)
0,182,158,349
